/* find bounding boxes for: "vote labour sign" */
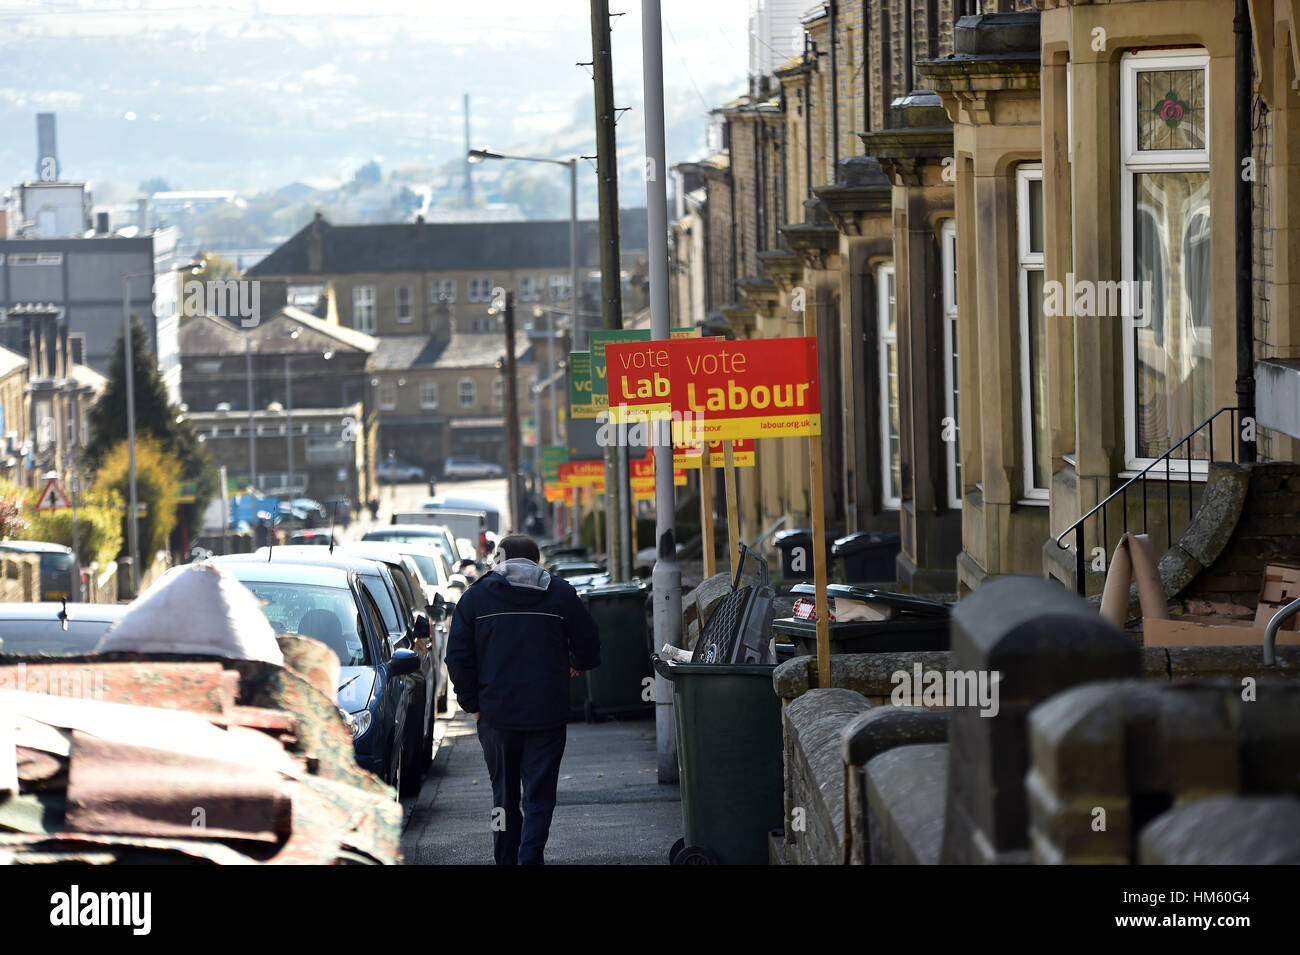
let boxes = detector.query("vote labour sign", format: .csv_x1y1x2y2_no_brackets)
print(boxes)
607,340,673,423
673,337,821,441
590,327,698,404
675,437,756,468
630,456,656,501
557,460,605,487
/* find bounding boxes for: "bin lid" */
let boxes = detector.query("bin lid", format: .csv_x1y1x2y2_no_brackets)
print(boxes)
790,584,950,616
583,580,647,598
773,528,813,545
832,530,901,554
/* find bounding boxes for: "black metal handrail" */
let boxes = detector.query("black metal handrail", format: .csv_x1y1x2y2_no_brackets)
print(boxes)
1056,407,1241,596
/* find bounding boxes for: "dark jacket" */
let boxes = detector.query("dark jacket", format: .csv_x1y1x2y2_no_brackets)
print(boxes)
446,558,600,730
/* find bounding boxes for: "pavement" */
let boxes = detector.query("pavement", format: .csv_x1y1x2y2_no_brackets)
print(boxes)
400,704,682,865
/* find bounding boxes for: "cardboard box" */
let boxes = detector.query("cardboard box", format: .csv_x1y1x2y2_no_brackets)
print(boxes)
1142,614,1300,648
1253,563,1300,630
1144,562,1300,647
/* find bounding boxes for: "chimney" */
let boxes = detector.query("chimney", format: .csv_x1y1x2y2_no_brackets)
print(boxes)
136,197,150,232
36,113,57,182
94,211,109,234
307,212,324,272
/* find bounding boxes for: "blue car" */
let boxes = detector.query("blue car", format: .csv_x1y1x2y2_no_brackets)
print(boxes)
213,557,422,797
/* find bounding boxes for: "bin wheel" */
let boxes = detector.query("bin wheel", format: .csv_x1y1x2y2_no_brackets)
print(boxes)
671,845,719,865
668,838,685,864
583,699,596,724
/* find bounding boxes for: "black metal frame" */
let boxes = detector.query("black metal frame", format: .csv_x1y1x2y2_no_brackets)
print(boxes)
1056,407,1240,595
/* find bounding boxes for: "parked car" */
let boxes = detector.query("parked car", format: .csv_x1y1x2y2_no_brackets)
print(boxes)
390,509,489,557
422,494,503,534
0,602,129,656
364,523,462,569
212,556,425,797
287,529,337,547
441,456,504,480
0,541,78,601
241,545,445,781
378,456,426,484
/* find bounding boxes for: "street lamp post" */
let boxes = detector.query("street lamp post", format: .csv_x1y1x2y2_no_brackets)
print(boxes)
121,258,202,592
284,329,333,498
467,148,579,439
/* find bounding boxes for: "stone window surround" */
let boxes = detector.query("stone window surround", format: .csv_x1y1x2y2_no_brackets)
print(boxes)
940,218,962,511
353,285,376,333
876,262,901,510
1118,47,1213,475
1017,163,1049,502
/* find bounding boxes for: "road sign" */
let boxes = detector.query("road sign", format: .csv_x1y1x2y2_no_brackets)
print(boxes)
35,479,71,511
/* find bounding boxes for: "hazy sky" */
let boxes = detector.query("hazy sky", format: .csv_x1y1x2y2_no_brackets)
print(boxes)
0,0,752,191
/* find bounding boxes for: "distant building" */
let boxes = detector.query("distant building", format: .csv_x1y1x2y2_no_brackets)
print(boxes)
4,182,91,239
179,307,378,501
0,223,184,403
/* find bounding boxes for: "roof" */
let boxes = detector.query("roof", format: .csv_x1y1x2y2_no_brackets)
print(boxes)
0,540,72,554
247,214,634,277
211,555,353,587
179,307,378,358
0,601,128,622
0,344,26,379
369,328,532,372
68,362,108,394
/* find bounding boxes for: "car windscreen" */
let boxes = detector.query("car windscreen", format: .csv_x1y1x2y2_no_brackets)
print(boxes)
0,619,114,655
402,551,444,588
240,581,369,667
39,553,74,575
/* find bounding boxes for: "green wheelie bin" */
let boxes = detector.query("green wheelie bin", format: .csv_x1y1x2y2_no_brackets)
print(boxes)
652,653,785,865
581,581,652,722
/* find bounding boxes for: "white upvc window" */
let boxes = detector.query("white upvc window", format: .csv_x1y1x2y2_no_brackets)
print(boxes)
353,286,376,333
940,219,961,510
1120,49,1212,474
458,379,476,408
549,274,572,303
1017,163,1049,501
420,381,438,409
431,278,456,303
876,263,901,510
492,378,505,407
378,382,396,411
396,285,413,324
468,277,493,302
520,276,539,302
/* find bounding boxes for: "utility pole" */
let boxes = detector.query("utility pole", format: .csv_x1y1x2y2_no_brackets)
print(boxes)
590,0,632,580
502,291,522,532
642,0,681,783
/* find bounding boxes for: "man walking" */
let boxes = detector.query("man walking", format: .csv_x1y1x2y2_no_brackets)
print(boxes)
446,534,600,865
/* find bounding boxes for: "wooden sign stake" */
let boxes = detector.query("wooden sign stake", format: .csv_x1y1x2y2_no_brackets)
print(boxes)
804,301,831,688
700,450,716,578
723,440,740,574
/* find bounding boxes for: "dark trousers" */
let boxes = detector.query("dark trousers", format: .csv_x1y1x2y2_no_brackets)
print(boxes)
476,720,567,865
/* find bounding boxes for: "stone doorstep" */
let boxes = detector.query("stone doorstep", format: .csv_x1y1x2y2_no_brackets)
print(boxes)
865,743,949,865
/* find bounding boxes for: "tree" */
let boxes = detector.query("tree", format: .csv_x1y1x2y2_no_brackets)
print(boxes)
15,485,124,570
83,316,216,551
93,436,180,561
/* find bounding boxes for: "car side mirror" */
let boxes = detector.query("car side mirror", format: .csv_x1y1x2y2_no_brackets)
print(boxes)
390,648,420,677
413,611,432,641
430,592,448,621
